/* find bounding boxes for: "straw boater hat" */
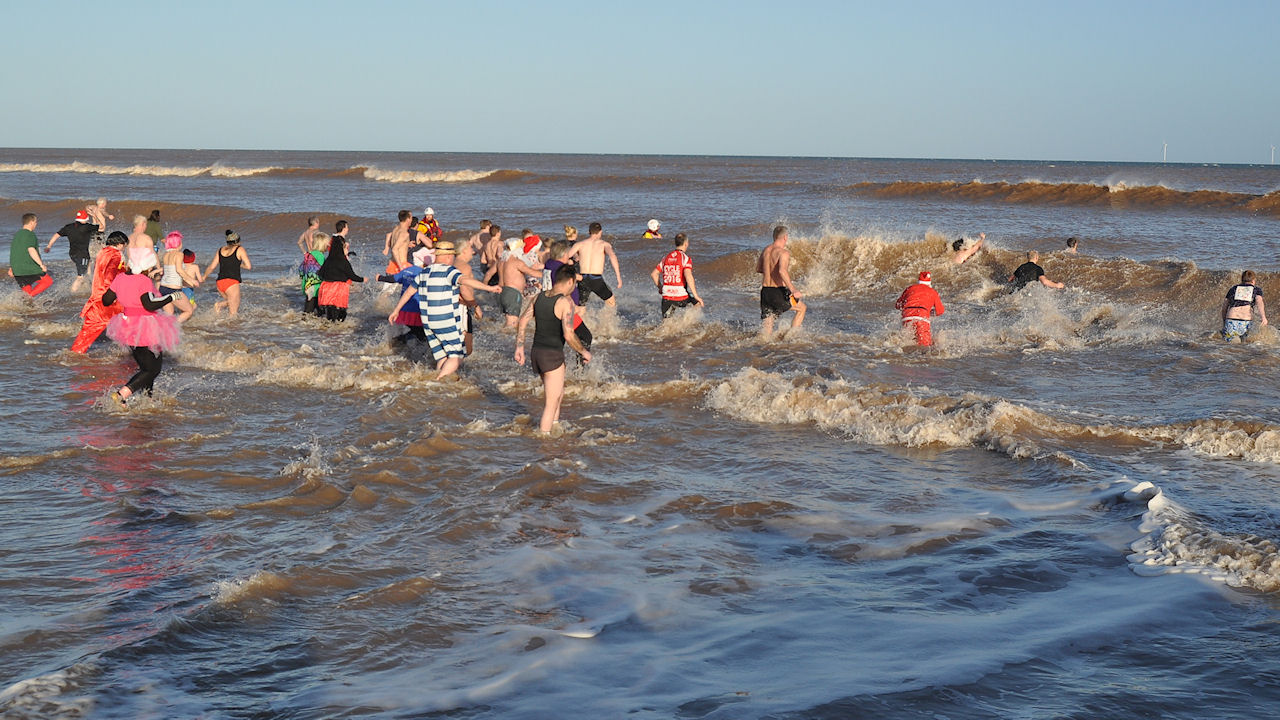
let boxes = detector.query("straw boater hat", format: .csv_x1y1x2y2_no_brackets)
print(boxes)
432,240,456,255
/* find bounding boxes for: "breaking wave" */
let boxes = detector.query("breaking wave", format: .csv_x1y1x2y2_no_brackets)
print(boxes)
847,179,1280,216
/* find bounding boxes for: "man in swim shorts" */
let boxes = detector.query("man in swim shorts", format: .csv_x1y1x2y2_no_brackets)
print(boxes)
566,222,622,307
500,238,542,327
651,232,704,318
46,209,101,292
1221,270,1267,342
481,224,503,285
9,213,52,297
757,225,805,334
895,270,945,347
1008,251,1064,292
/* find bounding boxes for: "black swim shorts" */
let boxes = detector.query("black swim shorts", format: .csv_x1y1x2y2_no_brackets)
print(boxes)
578,274,614,302
661,297,695,318
760,286,792,318
530,346,566,375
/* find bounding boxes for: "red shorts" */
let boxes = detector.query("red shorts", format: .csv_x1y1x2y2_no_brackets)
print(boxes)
216,278,239,294
903,317,932,346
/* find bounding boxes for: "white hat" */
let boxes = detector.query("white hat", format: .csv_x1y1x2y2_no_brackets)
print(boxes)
424,207,435,216
506,238,522,252
647,219,661,232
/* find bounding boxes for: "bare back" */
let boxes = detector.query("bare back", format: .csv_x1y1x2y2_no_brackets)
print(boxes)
758,242,791,287
570,237,609,274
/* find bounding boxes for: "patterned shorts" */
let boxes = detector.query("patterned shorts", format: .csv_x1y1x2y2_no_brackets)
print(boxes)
1222,319,1251,341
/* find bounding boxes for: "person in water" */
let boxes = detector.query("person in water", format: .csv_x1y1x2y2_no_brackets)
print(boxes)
757,225,805,334
157,232,195,323
643,219,662,240
46,209,100,293
379,246,431,343
651,232,704,318
9,213,53,297
515,264,593,433
1065,237,1079,254
1221,270,1268,342
416,207,442,246
565,222,622,307
894,270,945,347
317,233,365,321
542,239,592,352
1008,251,1064,292
299,231,329,315
144,209,163,245
951,232,984,265
389,240,499,380
297,216,319,255
205,230,253,315
102,251,180,405
71,231,128,353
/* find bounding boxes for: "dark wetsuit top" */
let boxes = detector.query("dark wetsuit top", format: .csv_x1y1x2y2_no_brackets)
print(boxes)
1010,261,1045,291
533,292,566,350
217,248,243,281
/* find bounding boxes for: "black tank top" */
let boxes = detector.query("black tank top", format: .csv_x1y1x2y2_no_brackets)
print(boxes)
533,292,565,350
218,247,242,281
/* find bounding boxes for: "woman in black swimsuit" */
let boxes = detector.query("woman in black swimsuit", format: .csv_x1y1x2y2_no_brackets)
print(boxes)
204,230,252,316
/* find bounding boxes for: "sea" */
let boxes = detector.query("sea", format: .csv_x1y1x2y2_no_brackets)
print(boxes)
2,149,1279,719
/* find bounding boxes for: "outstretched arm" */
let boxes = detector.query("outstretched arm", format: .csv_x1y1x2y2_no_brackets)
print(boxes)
606,243,622,287
388,285,417,322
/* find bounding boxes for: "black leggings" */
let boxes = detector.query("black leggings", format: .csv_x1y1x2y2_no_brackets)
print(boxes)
127,347,163,395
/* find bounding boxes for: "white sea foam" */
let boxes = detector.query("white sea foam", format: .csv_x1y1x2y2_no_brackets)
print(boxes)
0,161,279,178
1124,482,1280,592
359,166,502,184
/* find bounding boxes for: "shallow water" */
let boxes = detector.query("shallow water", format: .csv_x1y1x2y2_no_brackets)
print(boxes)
2,150,1280,718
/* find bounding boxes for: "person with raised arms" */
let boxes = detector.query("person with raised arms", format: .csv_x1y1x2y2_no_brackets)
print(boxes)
514,264,593,434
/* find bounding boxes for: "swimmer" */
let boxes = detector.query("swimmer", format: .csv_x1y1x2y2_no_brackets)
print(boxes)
481,224,504,285
1065,237,1079,254
205,230,253,315
297,216,320,255
157,232,195,323
71,231,128,353
500,237,544,328
316,234,365,322
468,220,492,254
102,251,181,405
1221,270,1268,342
651,232,704,318
144,209,163,245
9,213,53,297
1008,251,1064,292
543,239,593,351
757,225,806,334
565,222,622,307
951,232,984,265
894,271,945,347
46,209,101,292
389,240,498,379
299,231,328,315
514,264,593,433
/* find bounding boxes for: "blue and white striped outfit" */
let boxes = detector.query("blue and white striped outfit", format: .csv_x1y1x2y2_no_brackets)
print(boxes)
414,262,465,361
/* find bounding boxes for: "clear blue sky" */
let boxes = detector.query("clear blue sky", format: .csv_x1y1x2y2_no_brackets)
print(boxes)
3,0,1276,163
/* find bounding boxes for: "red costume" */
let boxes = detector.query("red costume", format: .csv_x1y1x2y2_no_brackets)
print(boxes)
894,273,945,347
71,246,124,353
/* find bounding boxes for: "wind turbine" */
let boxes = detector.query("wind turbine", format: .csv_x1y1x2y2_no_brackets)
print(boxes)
1162,142,1168,163
1272,145,1276,164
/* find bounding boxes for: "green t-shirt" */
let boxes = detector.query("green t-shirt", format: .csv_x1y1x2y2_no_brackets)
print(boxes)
9,228,42,276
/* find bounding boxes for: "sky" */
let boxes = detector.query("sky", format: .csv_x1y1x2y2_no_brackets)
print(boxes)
2,0,1277,163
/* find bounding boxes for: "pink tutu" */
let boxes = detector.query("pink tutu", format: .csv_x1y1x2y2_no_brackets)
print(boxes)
107,312,180,353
